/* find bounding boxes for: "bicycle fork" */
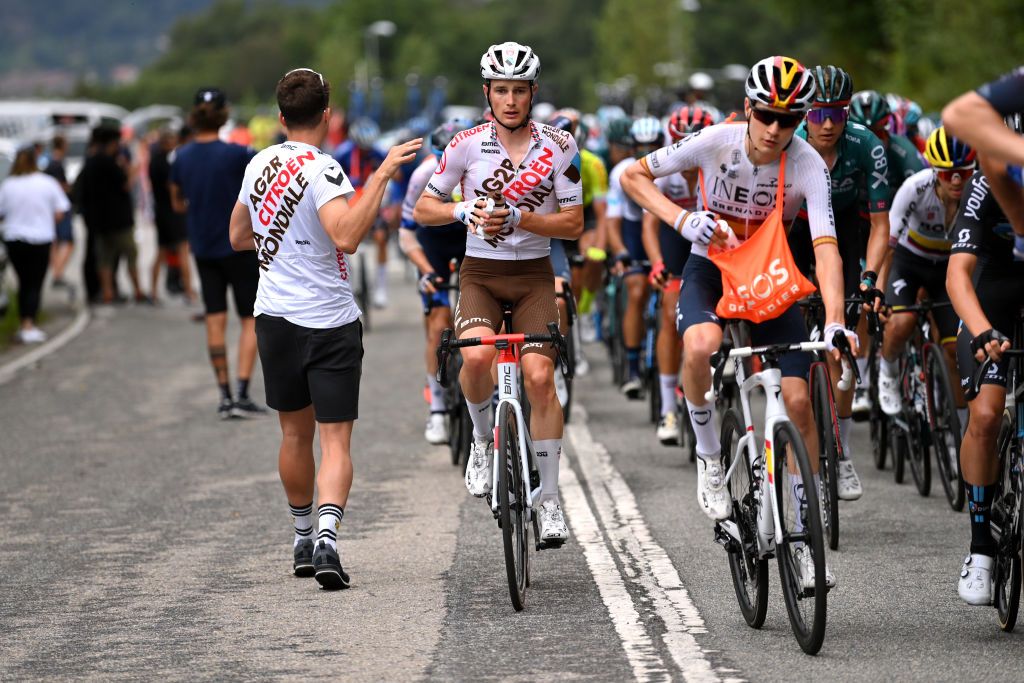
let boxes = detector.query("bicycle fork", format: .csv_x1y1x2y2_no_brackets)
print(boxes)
490,352,539,521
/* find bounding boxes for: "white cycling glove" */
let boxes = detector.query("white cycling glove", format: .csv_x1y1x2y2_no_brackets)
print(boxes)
496,202,523,230
674,210,719,246
453,199,483,227
824,322,859,355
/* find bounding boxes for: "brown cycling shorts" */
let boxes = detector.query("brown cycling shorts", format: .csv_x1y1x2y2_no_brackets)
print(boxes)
455,256,558,359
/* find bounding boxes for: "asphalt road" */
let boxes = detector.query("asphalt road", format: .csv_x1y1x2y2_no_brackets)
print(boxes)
1,268,1022,681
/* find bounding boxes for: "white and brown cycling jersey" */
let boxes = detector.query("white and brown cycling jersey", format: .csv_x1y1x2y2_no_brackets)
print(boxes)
424,120,583,261
641,123,836,257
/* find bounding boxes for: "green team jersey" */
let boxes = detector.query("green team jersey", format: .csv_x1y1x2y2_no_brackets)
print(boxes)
796,120,891,214
885,132,927,189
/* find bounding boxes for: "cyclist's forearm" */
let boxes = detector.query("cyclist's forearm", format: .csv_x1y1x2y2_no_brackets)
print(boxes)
814,243,846,325
413,193,459,226
980,155,1024,237
329,172,390,253
518,207,583,239
943,93,1024,165
606,217,626,254
947,254,990,336
229,201,256,252
864,212,890,276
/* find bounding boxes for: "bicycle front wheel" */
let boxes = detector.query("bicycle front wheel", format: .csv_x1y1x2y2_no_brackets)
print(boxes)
773,420,828,655
810,362,841,551
907,411,932,497
994,412,1022,631
497,401,529,611
924,344,964,510
721,409,769,628
869,339,889,470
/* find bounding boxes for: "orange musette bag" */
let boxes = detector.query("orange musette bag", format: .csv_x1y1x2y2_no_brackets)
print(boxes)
702,153,816,322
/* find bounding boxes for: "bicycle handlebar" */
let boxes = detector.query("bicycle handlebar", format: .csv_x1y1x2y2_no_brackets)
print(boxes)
799,292,881,336
971,348,1024,395
436,322,572,387
704,332,857,402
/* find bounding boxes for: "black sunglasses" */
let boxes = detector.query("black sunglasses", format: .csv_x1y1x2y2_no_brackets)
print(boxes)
750,107,803,129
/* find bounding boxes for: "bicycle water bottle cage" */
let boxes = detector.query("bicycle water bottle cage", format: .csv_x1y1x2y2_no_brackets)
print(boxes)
436,328,454,387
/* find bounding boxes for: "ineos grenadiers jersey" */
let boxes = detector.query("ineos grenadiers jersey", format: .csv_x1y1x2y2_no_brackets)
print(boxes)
796,121,891,213
425,121,583,260
889,168,955,261
238,141,358,329
951,172,1014,270
641,123,836,258
978,66,1024,116
607,158,644,222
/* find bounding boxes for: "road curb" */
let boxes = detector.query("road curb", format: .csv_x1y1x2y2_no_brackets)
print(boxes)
0,307,91,386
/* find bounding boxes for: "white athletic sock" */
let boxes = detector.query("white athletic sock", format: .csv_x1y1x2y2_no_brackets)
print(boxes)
686,398,720,459
879,356,898,378
838,417,853,461
467,397,494,440
317,503,344,551
534,439,561,502
289,501,314,547
427,374,446,413
659,374,677,417
856,357,870,389
375,264,388,293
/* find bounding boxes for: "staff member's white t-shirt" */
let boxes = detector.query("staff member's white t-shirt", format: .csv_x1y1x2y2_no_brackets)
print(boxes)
0,172,71,244
238,141,358,329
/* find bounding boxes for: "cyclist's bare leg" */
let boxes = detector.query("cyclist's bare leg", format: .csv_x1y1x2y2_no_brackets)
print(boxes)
961,385,1003,485
782,377,818,474
880,312,916,362
317,420,355,507
657,284,681,377
424,306,453,375
238,316,258,386
278,405,316,505
205,312,231,387
578,230,604,296
459,325,499,405
623,273,647,348
554,275,569,336
522,353,562,440
943,340,968,409
681,322,722,456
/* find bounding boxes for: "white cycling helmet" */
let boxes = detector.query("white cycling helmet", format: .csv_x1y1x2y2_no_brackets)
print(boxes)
689,71,715,92
630,116,664,146
480,42,541,81
745,56,816,113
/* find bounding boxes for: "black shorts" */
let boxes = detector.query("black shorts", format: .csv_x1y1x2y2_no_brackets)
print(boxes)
195,251,259,317
955,260,1024,400
789,205,865,328
885,247,958,344
676,254,811,380
255,315,363,421
658,222,691,277
155,211,187,248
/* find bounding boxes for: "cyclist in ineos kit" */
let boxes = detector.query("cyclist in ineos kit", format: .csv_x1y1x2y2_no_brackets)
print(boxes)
623,56,857,588
229,68,421,589
413,42,584,546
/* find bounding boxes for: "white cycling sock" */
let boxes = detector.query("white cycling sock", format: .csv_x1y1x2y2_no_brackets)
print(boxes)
856,357,870,389
879,355,898,379
467,397,493,440
686,398,719,459
317,503,344,551
289,501,314,547
375,263,388,293
838,417,852,461
659,374,677,417
535,439,561,502
427,374,446,413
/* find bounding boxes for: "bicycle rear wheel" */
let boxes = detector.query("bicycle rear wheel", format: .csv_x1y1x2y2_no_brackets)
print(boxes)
773,420,828,655
678,395,697,465
497,402,529,611
907,411,932,497
994,412,1022,631
810,362,841,551
924,344,964,510
721,409,769,628
892,422,906,484
869,339,889,470
447,353,465,467
563,329,576,425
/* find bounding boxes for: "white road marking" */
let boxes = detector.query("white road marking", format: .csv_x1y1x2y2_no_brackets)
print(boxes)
564,404,727,683
0,307,90,386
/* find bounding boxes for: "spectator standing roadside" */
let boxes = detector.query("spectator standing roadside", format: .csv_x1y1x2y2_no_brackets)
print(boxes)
170,88,265,419
229,68,420,588
0,147,70,343
43,135,75,295
148,128,193,304
76,126,146,305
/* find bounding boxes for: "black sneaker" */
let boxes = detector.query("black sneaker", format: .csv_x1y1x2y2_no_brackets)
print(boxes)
217,397,234,420
313,540,350,590
293,539,315,577
233,396,268,418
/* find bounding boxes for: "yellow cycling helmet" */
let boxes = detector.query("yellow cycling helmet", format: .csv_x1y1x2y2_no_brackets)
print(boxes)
924,126,976,169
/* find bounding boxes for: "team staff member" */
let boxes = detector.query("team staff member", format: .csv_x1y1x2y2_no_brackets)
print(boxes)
230,67,420,589
171,88,264,420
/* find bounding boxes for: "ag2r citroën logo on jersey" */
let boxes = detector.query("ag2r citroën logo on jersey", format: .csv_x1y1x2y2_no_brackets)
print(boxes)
473,146,560,249
248,151,317,271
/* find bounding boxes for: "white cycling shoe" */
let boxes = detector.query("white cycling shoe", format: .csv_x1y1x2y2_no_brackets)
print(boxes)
538,499,569,546
878,371,902,417
424,413,448,445
579,312,598,343
465,439,493,497
657,412,681,446
794,544,837,591
852,387,872,416
621,377,643,400
697,456,732,521
837,459,863,501
958,553,994,606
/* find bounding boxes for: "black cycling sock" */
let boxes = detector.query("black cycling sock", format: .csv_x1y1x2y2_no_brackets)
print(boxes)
626,347,641,379
219,382,232,401
967,483,996,555
237,378,250,400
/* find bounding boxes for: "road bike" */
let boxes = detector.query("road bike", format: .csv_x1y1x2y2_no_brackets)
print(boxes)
555,280,578,424
437,308,571,611
709,325,854,654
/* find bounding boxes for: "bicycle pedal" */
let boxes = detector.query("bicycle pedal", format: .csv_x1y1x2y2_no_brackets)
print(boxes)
713,523,737,551
537,538,566,551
